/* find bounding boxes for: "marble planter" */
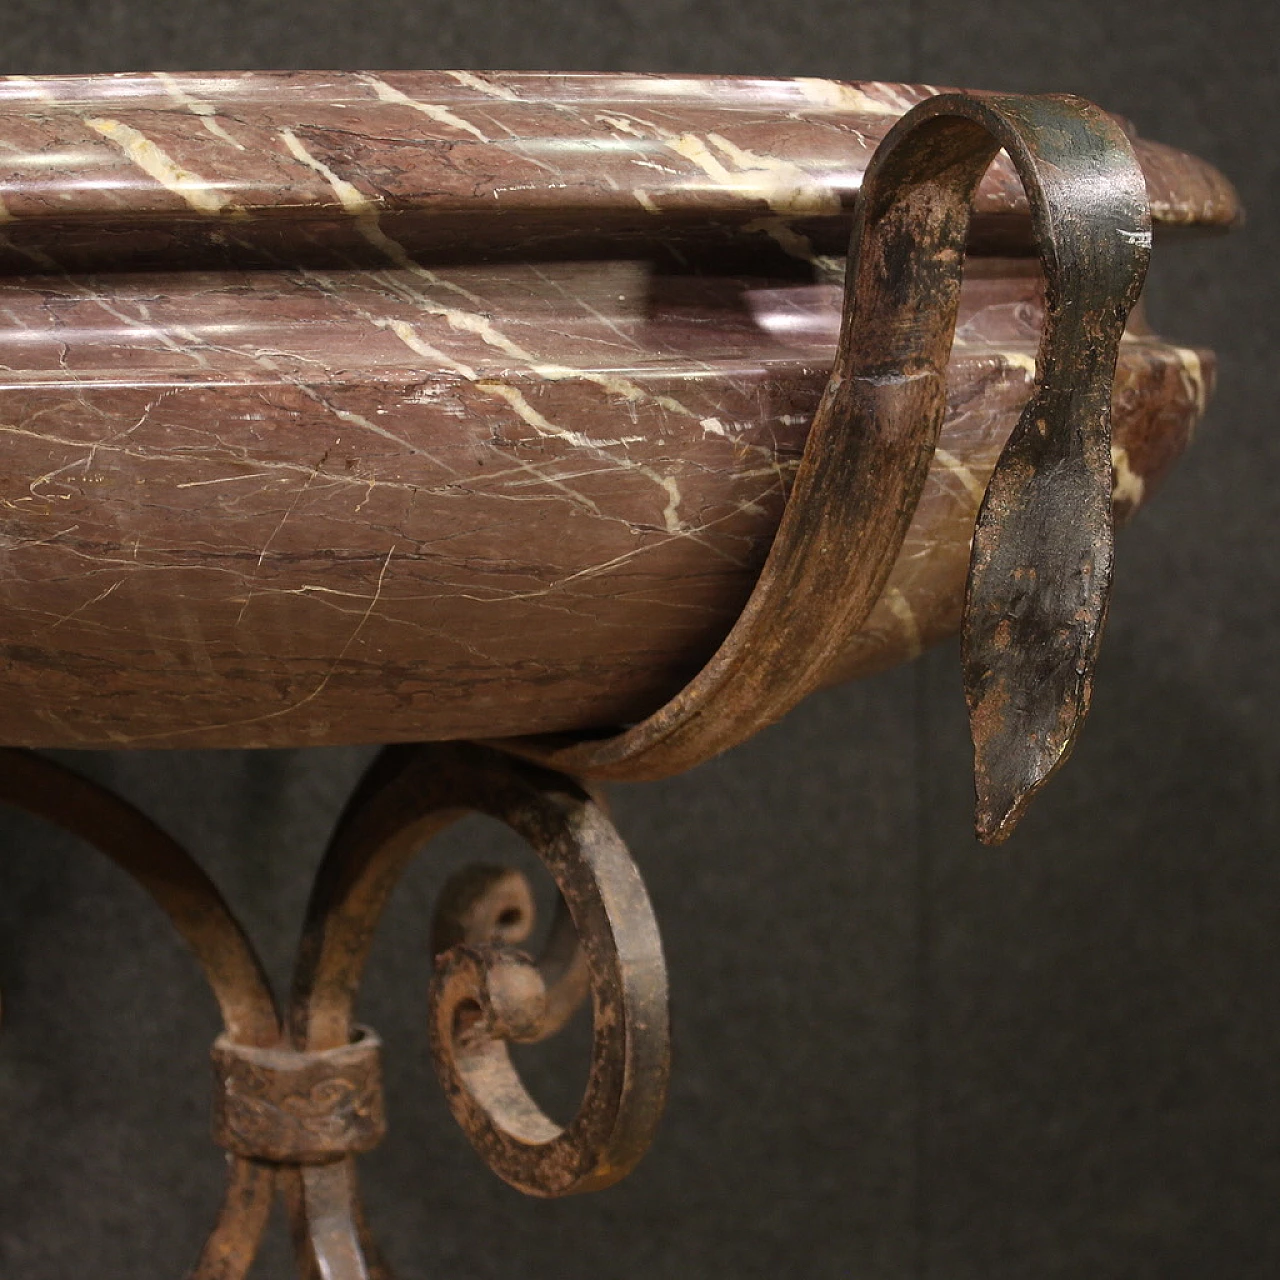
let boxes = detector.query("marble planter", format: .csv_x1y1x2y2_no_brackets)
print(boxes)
0,72,1238,750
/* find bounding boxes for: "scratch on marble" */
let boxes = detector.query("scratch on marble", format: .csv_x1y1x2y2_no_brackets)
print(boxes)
16,393,172,497
528,265,646,353
252,468,320,569
177,471,280,489
290,540,394,687
0,523,79,551
0,415,439,503
125,544,399,744
174,600,217,678
539,495,763,591
488,448,607,521
169,311,457,472
629,158,683,176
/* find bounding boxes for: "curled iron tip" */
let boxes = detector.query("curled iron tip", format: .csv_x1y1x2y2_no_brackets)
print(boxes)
958,96,1150,844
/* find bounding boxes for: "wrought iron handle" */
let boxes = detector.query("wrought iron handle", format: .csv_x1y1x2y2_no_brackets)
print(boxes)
496,91,1151,844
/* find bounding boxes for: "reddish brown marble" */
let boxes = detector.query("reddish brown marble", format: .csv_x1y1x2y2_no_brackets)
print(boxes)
0,72,1232,749
0,72,1239,272
0,256,1207,748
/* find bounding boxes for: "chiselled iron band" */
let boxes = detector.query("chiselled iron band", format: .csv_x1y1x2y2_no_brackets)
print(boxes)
211,1029,387,1164
0,89,1152,1277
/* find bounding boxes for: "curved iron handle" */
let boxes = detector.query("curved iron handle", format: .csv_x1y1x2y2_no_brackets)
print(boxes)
494,91,1151,843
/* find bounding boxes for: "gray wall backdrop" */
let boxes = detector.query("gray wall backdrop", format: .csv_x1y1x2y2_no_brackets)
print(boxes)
0,2,1275,1276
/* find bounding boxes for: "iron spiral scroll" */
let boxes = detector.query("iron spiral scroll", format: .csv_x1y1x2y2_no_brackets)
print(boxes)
0,90,1153,1275
0,743,667,1278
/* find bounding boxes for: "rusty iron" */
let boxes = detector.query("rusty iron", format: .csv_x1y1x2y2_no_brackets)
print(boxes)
293,742,669,1211
0,748,281,1276
0,89,1160,1274
211,1029,388,1165
0,743,666,1277
497,91,1150,845
432,864,592,1043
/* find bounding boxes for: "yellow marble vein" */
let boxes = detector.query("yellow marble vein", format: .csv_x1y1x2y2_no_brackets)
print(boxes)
153,72,246,150
445,71,521,101
359,74,491,143
789,79,901,115
1110,444,1146,506
85,117,238,216
934,447,987,504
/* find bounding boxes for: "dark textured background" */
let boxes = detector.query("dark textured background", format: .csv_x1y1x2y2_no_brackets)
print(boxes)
0,2,1275,1277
